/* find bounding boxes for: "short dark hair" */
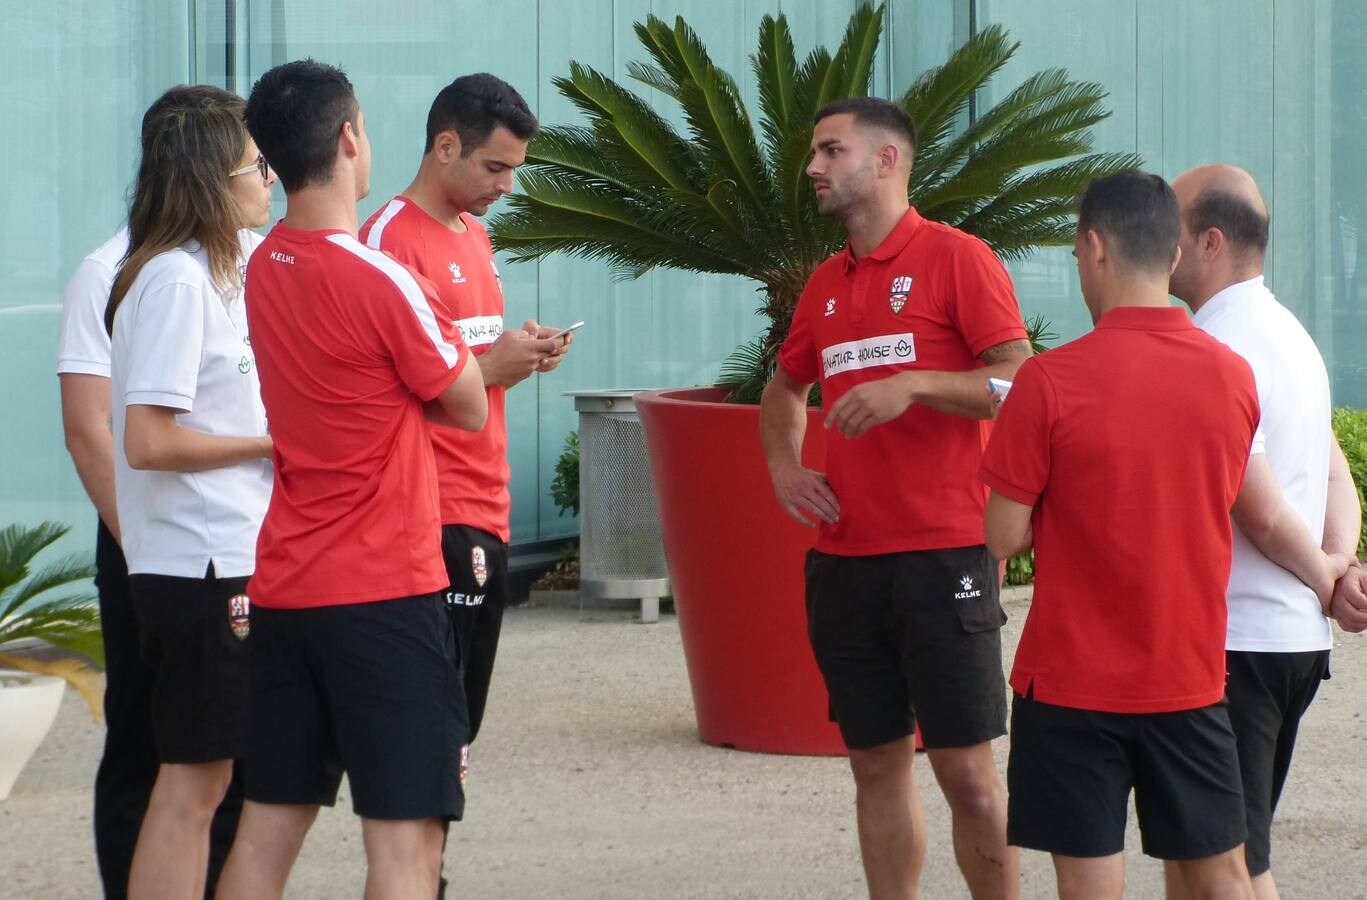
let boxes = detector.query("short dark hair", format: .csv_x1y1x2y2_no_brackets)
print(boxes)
1186,188,1270,258
425,73,538,155
1076,170,1181,274
814,96,917,153
245,59,359,192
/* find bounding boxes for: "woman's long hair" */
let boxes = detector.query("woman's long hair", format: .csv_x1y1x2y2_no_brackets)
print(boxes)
106,85,250,334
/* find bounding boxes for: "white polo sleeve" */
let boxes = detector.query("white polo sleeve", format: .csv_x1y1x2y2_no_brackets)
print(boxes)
121,281,205,412
57,257,116,376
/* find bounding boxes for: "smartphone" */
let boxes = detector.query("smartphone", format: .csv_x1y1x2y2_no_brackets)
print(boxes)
547,321,585,341
988,377,1013,401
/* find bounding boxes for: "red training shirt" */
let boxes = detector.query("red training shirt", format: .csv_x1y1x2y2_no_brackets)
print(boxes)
246,225,469,609
979,306,1260,714
360,198,511,541
778,207,1027,555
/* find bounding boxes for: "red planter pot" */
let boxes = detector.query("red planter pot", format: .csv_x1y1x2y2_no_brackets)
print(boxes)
636,387,846,755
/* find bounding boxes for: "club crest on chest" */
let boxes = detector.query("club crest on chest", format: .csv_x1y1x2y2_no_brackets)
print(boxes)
889,275,913,314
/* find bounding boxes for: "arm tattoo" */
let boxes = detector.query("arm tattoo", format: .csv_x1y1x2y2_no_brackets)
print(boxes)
978,338,1032,366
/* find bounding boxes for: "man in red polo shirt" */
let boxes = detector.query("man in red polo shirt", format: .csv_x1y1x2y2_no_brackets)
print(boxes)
215,60,489,899
361,74,569,786
760,97,1029,900
981,170,1347,898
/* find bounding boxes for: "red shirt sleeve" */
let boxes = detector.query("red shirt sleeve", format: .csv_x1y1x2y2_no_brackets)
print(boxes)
367,266,469,401
978,356,1056,506
945,237,1029,358
778,286,821,384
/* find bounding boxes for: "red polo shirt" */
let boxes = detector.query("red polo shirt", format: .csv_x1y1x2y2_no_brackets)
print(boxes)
246,225,468,609
778,207,1027,555
361,198,511,541
979,306,1260,713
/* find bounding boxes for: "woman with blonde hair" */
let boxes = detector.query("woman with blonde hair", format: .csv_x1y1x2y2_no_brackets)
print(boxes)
106,83,274,899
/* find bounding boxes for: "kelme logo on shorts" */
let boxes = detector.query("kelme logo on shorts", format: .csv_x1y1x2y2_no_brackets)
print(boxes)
472,546,488,588
954,575,982,601
821,333,916,378
228,594,250,640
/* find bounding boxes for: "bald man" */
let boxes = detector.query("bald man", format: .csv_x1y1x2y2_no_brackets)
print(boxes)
1166,164,1362,900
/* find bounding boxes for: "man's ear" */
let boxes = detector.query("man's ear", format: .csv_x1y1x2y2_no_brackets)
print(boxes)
433,129,461,162
1168,242,1182,277
1201,226,1227,260
1084,227,1107,265
877,142,900,176
339,120,359,159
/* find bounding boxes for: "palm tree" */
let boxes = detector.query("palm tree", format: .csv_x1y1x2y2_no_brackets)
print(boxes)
490,2,1138,401
0,522,104,716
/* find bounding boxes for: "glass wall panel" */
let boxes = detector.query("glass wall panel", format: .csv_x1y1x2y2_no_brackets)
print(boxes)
975,0,1364,409
0,3,198,558
239,0,963,543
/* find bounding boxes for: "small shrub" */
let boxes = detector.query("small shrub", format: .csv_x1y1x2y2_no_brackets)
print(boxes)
536,431,582,590
1004,551,1035,587
1332,407,1367,556
549,431,580,518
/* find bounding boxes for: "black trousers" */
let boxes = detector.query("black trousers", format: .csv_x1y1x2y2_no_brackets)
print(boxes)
92,520,243,898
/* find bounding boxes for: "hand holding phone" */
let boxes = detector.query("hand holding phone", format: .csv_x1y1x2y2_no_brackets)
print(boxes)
988,377,1012,403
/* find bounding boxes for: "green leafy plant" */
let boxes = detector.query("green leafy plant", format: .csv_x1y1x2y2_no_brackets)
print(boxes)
549,431,580,517
491,3,1136,401
537,432,583,590
1004,551,1035,587
1332,407,1367,556
0,522,104,716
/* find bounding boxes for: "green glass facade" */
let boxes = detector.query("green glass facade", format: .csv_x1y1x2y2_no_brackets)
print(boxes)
3,1,1362,559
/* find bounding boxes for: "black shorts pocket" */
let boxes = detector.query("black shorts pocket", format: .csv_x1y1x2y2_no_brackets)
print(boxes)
953,591,1007,633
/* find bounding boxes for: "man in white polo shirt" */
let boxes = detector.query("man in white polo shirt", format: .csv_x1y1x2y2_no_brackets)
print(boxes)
1166,163,1362,900
58,223,253,898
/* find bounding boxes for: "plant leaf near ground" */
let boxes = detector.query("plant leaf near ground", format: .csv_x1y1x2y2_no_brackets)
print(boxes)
0,522,104,719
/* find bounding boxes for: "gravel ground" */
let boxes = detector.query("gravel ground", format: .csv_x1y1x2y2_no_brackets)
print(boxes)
2,596,1364,899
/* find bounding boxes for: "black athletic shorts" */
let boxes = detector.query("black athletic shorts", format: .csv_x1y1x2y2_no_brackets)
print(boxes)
129,563,252,764
1226,649,1331,877
243,592,467,821
804,545,1008,751
1007,690,1246,860
440,524,509,745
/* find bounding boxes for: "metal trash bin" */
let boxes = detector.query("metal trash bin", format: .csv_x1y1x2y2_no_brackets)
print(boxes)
568,390,670,623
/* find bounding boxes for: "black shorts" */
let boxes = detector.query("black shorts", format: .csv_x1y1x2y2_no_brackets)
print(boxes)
243,592,467,821
1007,691,1246,860
1226,649,1330,877
129,564,252,764
441,524,509,745
804,545,1007,751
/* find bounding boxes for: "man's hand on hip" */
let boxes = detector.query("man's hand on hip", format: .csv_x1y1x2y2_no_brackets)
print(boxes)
770,463,840,528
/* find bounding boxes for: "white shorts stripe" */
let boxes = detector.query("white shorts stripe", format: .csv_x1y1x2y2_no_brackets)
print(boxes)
325,233,461,368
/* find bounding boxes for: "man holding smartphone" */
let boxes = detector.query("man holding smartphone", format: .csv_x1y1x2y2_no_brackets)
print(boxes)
361,73,570,785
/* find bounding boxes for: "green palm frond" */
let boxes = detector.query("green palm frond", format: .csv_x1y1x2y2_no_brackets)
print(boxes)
490,2,1137,399
1025,313,1059,354
0,522,101,667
